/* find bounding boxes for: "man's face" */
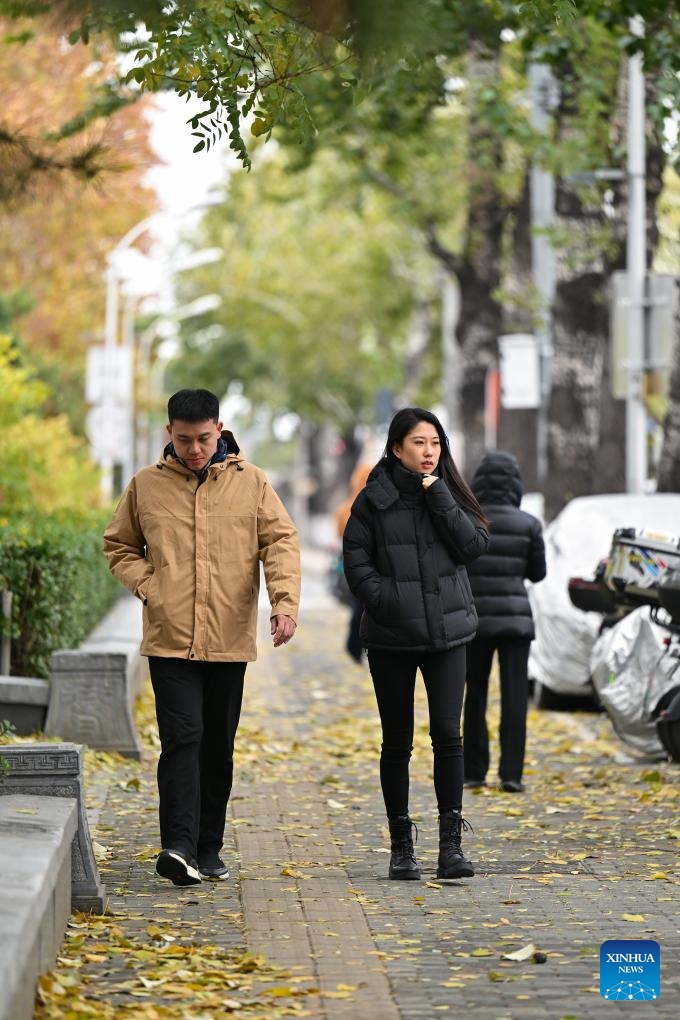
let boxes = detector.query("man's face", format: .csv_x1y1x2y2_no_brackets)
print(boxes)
166,418,223,472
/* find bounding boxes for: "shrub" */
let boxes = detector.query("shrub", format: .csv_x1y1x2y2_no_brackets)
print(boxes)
0,719,16,782
0,511,120,678
0,333,101,517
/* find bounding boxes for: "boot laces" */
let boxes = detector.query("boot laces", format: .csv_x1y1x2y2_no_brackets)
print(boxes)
393,819,418,859
397,820,418,847
442,813,473,839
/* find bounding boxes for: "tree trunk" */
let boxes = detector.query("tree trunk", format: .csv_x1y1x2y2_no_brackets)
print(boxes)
455,50,506,478
542,63,666,518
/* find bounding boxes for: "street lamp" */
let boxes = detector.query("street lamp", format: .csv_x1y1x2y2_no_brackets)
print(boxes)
625,16,647,494
88,200,223,502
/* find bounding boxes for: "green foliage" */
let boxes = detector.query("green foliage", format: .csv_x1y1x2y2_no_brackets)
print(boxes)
0,334,101,516
0,719,15,742
0,718,15,782
0,511,120,678
7,0,676,169
0,290,33,332
164,148,432,426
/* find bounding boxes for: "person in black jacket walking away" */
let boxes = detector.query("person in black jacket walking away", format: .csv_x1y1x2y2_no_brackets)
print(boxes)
463,451,546,794
343,408,489,881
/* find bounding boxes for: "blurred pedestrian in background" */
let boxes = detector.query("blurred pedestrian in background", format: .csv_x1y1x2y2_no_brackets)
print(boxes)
463,450,546,793
334,462,372,663
343,408,488,881
104,388,300,887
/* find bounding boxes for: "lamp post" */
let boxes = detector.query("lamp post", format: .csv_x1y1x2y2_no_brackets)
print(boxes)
89,201,223,502
625,16,647,494
94,213,161,503
529,62,557,488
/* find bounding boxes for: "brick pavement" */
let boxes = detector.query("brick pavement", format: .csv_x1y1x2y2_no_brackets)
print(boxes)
82,558,679,1020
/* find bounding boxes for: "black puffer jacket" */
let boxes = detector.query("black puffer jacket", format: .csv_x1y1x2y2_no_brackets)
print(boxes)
466,451,546,639
343,461,489,651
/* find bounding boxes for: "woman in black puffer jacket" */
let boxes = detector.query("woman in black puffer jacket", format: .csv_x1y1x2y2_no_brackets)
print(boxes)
463,450,546,794
343,408,488,882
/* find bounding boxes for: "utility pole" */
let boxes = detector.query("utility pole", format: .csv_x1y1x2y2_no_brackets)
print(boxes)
529,62,556,488
625,16,647,494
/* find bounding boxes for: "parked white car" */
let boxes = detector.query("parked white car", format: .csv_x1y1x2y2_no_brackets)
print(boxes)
527,492,680,709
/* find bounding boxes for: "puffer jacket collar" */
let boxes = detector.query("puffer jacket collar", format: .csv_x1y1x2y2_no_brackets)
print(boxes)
471,450,522,507
365,460,424,510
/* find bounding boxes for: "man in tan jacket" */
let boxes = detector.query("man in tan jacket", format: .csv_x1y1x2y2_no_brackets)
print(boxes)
104,388,300,886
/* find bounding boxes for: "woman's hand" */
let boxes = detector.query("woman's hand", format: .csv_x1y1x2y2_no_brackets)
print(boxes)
421,474,440,490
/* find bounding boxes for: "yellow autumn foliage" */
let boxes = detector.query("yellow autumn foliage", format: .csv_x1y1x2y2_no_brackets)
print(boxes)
0,334,100,515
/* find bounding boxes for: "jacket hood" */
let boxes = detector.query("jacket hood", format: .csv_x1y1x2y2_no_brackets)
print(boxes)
471,450,523,507
162,430,241,466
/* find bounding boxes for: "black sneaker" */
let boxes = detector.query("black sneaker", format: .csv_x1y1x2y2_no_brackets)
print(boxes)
198,852,229,880
156,849,202,886
500,780,525,793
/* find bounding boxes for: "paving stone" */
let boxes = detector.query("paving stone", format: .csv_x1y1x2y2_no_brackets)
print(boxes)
55,555,680,1019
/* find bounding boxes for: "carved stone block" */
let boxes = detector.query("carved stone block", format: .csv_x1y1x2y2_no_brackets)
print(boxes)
45,650,142,759
0,742,107,913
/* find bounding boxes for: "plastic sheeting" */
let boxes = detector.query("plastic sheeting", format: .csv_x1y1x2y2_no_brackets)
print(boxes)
590,606,680,755
528,493,680,697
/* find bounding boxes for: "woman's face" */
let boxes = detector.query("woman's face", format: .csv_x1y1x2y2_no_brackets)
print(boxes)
392,421,441,475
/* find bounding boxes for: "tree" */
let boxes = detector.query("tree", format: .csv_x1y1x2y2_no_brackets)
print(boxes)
158,146,438,506
0,16,157,428
4,1,671,169
5,0,680,505
165,147,430,424
266,5,680,509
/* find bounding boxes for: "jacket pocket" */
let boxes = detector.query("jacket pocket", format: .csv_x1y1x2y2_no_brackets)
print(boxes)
141,570,158,606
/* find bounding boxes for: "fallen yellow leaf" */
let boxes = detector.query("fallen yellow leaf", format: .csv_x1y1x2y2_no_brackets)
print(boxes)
501,943,535,962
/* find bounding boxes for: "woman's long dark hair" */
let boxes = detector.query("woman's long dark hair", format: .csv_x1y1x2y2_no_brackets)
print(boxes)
382,407,488,527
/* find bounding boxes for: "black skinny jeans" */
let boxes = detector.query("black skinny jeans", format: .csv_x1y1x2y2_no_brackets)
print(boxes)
149,657,246,860
367,645,467,818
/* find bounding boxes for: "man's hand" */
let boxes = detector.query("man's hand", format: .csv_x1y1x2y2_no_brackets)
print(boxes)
271,614,297,647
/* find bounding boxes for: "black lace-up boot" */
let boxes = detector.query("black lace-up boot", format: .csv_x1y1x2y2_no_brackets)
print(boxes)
387,815,421,880
437,810,474,879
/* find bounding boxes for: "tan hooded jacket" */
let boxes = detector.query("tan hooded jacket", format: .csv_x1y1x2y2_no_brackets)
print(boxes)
103,433,300,662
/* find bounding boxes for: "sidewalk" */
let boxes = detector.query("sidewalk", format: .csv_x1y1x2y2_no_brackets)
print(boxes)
36,548,680,1019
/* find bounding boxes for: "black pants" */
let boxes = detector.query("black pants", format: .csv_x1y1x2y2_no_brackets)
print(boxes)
149,657,246,860
463,637,531,785
367,645,467,818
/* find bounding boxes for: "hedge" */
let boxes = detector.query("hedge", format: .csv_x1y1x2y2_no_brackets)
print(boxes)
0,511,121,679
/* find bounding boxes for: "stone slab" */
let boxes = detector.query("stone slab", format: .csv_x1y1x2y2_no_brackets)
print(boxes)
81,591,146,700
0,675,49,736
0,675,49,705
0,794,77,1020
0,742,107,913
45,650,142,759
